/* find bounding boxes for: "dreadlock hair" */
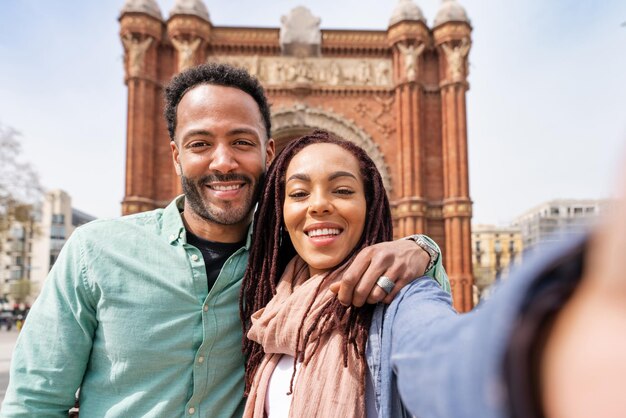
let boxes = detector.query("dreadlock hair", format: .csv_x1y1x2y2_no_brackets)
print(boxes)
163,62,272,141
240,130,393,396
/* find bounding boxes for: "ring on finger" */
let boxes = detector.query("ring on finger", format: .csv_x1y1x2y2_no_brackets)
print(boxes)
376,276,395,295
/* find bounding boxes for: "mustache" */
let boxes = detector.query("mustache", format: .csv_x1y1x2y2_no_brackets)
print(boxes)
198,173,252,184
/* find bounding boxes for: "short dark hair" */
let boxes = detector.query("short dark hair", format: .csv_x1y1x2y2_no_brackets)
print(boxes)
163,63,272,141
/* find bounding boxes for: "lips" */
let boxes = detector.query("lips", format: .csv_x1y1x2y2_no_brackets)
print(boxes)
304,223,344,239
207,183,244,191
306,228,341,237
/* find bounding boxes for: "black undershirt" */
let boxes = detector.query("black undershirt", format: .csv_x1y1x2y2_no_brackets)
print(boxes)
186,231,245,292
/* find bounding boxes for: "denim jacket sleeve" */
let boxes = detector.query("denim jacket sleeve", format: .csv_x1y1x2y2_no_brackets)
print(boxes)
1,229,97,417
388,277,457,418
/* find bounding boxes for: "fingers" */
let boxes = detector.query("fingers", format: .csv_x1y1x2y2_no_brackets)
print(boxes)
381,275,413,304
335,247,372,306
352,252,394,306
336,239,431,306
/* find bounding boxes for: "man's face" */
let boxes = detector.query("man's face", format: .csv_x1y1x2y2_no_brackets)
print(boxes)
171,84,275,228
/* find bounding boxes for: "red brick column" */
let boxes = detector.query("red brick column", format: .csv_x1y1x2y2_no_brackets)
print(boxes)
434,22,474,312
120,12,164,215
387,21,430,237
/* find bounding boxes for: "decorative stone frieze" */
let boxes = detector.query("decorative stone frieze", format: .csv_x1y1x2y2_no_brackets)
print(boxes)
209,55,393,88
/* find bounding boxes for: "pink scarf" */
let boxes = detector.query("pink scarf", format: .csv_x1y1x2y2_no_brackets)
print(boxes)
243,256,366,418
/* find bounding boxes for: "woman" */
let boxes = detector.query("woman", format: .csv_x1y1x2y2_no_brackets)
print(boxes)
240,130,453,417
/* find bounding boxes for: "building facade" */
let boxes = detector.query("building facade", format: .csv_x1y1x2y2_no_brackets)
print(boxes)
513,199,610,250
471,224,522,299
0,190,95,303
119,0,475,311
0,216,36,303
30,189,96,296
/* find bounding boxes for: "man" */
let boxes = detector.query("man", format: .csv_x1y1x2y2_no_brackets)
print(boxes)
1,63,446,417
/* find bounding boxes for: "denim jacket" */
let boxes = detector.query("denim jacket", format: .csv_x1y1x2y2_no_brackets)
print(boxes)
366,234,453,417
366,278,455,417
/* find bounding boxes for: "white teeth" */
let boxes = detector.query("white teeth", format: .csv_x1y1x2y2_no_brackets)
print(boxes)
307,228,341,237
210,184,242,191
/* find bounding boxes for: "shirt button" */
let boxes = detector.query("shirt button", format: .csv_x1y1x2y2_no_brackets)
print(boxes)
198,356,205,364
169,234,176,241
203,305,208,312
188,407,195,414
191,254,199,261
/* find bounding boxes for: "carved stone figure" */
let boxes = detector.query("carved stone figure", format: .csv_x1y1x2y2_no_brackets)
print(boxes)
375,60,391,85
397,42,425,82
441,37,471,82
327,61,343,85
122,34,153,77
279,6,321,57
171,37,202,72
358,61,373,85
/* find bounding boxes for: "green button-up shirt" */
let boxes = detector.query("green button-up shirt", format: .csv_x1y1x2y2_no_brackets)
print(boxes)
2,197,250,417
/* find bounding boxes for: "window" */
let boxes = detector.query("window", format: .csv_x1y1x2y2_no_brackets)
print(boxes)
52,214,65,224
50,225,66,240
10,226,24,239
550,207,560,215
49,253,59,269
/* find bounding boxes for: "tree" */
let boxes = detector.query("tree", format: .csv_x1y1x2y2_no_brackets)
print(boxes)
0,122,42,302
0,122,42,234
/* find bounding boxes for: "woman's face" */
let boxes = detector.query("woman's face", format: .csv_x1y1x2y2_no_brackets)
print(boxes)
283,143,367,276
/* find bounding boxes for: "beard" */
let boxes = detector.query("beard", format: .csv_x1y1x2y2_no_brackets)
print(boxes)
181,172,264,226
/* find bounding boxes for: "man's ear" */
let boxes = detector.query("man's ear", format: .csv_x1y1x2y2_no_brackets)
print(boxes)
170,140,182,176
265,138,276,169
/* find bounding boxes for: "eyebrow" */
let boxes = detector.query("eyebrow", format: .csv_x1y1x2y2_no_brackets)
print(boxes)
181,127,261,143
286,171,358,183
182,129,214,140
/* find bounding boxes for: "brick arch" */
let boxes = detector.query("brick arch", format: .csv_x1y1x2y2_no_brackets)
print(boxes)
271,105,392,192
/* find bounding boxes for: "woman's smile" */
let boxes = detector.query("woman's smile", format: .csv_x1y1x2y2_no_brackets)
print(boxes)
283,143,366,276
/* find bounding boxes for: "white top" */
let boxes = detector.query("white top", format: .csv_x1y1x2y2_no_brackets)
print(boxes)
265,354,378,417
265,355,300,417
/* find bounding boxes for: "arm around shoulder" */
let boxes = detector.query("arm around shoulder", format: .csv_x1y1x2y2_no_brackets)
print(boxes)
1,229,98,417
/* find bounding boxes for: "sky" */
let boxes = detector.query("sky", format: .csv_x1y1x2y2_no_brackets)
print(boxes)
0,0,625,225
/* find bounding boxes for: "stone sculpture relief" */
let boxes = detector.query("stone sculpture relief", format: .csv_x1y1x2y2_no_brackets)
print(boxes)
171,37,202,72
441,37,471,82
279,6,321,57
397,42,425,82
210,55,393,88
122,34,153,77
354,96,396,139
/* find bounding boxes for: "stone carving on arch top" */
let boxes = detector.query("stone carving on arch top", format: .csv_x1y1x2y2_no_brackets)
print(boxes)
208,55,393,88
271,105,392,192
122,34,153,77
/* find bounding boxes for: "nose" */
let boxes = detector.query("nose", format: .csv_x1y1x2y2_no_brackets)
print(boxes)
208,143,238,173
308,190,333,215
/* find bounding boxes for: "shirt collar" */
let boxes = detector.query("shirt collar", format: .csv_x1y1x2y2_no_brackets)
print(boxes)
163,195,186,245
